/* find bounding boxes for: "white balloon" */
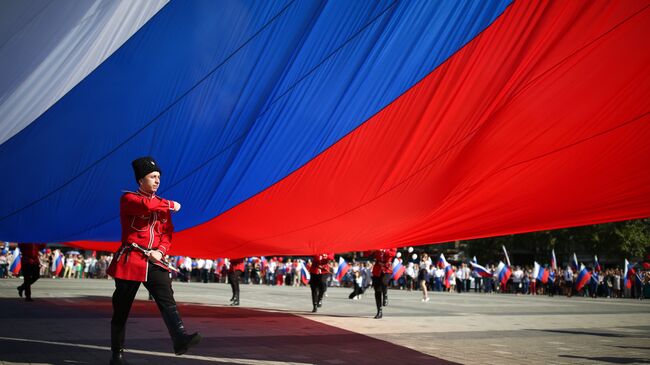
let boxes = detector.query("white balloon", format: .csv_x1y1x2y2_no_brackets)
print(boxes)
396,252,402,258
412,253,418,260
408,247,414,253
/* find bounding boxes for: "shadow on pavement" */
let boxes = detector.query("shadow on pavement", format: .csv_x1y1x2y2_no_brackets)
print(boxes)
0,296,455,364
536,329,631,338
559,354,650,364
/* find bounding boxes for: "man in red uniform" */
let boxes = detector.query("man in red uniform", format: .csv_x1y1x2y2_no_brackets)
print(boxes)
228,257,245,306
16,243,46,302
370,248,396,319
107,157,201,364
309,253,334,313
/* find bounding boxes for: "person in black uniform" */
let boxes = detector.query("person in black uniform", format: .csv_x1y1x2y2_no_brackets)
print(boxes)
369,248,396,319
228,258,245,306
16,243,46,302
309,253,334,313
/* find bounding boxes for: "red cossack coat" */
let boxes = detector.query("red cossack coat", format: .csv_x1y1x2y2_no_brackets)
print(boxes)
370,248,397,277
229,258,245,273
309,253,334,275
107,189,175,281
18,243,46,266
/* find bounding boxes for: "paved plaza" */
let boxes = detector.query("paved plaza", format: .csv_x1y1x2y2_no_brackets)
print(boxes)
0,278,649,365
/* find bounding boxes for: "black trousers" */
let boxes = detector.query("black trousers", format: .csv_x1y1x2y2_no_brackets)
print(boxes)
349,283,363,299
310,274,327,305
19,264,40,299
372,274,391,309
111,263,176,332
228,270,242,298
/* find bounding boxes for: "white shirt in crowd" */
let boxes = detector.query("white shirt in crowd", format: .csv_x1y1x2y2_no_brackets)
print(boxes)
435,268,444,278
456,267,465,280
84,258,93,272
406,263,415,278
564,267,574,281
183,257,193,271
196,259,205,270
462,266,471,279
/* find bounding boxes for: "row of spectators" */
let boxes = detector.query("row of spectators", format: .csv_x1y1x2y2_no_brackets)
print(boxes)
1,247,648,299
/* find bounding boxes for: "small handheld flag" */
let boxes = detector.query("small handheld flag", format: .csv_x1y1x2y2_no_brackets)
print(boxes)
9,247,21,275
392,258,406,280
502,245,511,266
624,259,635,289
571,253,579,271
335,257,350,282
470,260,492,278
551,249,557,270
575,265,592,291
299,260,310,285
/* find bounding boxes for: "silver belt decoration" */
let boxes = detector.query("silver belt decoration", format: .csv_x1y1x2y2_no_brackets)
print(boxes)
130,243,179,273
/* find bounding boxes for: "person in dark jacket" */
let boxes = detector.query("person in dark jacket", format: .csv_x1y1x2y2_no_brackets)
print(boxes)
16,243,46,302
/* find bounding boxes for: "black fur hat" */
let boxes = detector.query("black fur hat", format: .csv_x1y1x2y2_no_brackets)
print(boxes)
131,156,161,183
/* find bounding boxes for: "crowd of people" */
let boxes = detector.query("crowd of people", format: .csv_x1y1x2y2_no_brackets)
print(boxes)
0,248,113,280
392,262,650,300
2,246,648,301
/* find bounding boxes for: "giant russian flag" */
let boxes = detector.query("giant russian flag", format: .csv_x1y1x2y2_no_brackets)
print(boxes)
575,265,592,291
1,1,649,258
9,247,21,275
335,256,350,282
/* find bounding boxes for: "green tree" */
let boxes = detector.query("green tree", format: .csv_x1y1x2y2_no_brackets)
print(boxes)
458,218,649,265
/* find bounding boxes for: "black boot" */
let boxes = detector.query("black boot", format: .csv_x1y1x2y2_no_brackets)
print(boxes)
109,349,126,365
231,295,239,306
161,305,202,355
383,293,388,307
374,290,383,319
17,285,23,298
311,288,318,313
109,324,126,365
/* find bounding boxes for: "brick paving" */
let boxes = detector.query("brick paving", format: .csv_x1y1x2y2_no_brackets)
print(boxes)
0,278,648,364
